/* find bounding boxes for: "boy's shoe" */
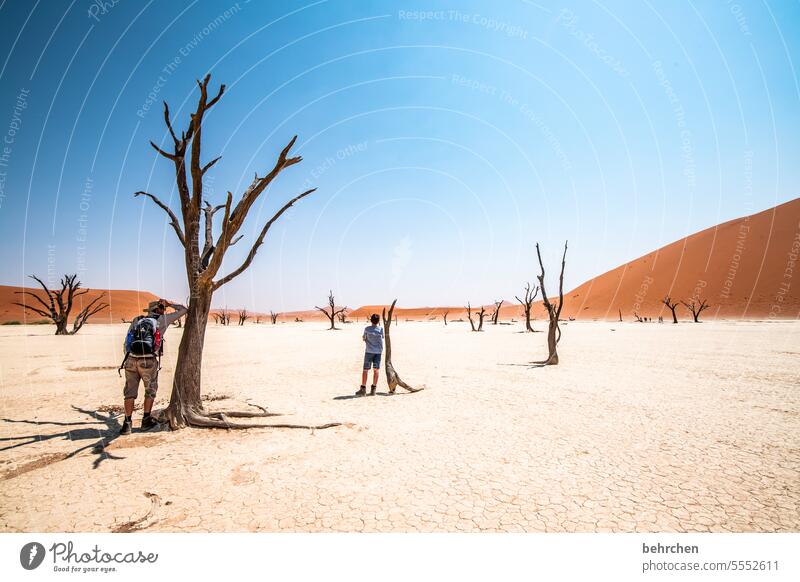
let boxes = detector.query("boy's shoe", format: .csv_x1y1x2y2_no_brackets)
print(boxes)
119,418,132,435
141,415,159,431
355,386,366,397
369,385,377,396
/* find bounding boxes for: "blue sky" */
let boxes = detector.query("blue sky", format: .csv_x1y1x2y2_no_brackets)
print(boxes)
0,0,798,311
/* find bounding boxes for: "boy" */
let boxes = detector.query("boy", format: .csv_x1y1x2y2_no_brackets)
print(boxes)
357,313,384,396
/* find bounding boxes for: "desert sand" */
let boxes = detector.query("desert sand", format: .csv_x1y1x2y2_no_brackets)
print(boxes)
1,319,797,532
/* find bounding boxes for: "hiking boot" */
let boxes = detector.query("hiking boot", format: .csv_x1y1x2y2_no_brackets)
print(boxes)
369,385,377,396
355,386,366,397
140,415,159,431
119,418,132,435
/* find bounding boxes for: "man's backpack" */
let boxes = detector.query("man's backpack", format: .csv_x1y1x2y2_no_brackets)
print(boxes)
125,316,162,356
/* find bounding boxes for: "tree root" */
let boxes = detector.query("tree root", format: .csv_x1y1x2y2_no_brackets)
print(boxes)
185,409,340,430
386,363,424,394
112,492,161,533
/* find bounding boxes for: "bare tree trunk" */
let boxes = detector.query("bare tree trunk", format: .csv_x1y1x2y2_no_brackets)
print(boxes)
382,299,423,394
477,306,486,331
466,303,476,331
618,308,622,322
270,311,278,324
443,310,448,326
662,296,679,324
315,290,345,330
534,241,567,366
515,282,538,332
491,300,504,325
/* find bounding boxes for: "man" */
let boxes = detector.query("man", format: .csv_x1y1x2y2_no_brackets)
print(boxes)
119,298,187,434
357,313,384,397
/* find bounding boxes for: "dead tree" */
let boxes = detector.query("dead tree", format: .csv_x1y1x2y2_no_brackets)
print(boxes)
633,312,643,323
254,315,262,324
534,241,567,366
337,308,349,325
135,74,335,431
515,282,539,332
270,311,278,324
315,290,346,330
682,299,710,322
237,309,249,326
491,300,504,325
215,308,231,326
443,310,449,325
618,308,622,322
382,299,423,394
662,296,680,324
13,274,108,335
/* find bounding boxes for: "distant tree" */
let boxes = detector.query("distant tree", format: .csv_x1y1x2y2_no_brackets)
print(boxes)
662,296,679,323
269,311,278,324
237,309,249,326
315,290,346,330
443,310,449,326
382,299,423,394
682,299,710,322
491,299,504,325
13,274,108,335
533,241,567,366
633,312,643,323
215,308,231,326
515,282,539,332
337,308,349,324
466,303,486,332
618,308,622,322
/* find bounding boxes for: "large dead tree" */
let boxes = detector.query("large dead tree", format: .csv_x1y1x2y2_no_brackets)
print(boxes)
382,299,423,394
682,298,710,322
237,309,249,326
269,311,278,324
315,290,346,330
534,241,567,366
135,74,336,431
13,274,107,335
515,282,539,332
491,300,504,325
662,296,679,323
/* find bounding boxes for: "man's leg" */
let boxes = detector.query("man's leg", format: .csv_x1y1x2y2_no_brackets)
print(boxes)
141,357,160,430
369,355,380,395
361,369,368,386
121,362,140,435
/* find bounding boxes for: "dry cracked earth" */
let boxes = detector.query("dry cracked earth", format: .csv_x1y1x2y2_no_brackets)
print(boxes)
0,320,798,532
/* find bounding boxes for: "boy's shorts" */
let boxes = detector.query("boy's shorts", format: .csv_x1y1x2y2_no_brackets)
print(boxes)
363,352,381,370
123,356,159,399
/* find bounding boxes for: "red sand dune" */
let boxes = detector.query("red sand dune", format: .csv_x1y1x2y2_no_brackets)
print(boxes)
0,285,158,325
561,197,800,320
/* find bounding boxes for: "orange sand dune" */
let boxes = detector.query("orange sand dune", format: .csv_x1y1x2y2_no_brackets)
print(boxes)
0,285,158,325
561,197,800,320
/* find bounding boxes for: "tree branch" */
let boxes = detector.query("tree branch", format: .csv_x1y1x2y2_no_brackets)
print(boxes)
212,188,316,290
135,191,186,247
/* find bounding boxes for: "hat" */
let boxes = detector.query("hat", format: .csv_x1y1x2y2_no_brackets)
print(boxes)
144,299,167,314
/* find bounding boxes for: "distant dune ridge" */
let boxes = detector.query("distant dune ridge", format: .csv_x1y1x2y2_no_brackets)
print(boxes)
2,199,798,324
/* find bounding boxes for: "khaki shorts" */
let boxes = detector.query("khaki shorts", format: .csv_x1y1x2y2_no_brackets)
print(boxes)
123,356,159,399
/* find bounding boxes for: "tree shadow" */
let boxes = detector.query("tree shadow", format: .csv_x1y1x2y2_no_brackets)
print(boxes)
0,405,126,469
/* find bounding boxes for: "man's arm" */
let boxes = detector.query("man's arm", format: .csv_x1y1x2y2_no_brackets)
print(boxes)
123,320,134,355
161,302,188,328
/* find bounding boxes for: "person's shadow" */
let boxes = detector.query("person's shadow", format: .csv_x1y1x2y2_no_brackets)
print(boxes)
1,405,127,469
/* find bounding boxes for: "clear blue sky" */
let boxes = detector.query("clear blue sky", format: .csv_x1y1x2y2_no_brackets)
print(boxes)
0,0,798,311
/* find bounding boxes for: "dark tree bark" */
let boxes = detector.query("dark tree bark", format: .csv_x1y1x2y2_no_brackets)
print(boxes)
515,282,539,332
534,241,567,366
270,311,278,324
443,310,449,326
382,299,423,394
337,308,349,324
681,299,710,322
237,309,249,326
476,306,486,330
618,308,622,322
633,312,643,323
136,74,334,431
13,274,107,335
662,296,679,323
315,290,346,330
491,300,504,325
465,303,477,331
